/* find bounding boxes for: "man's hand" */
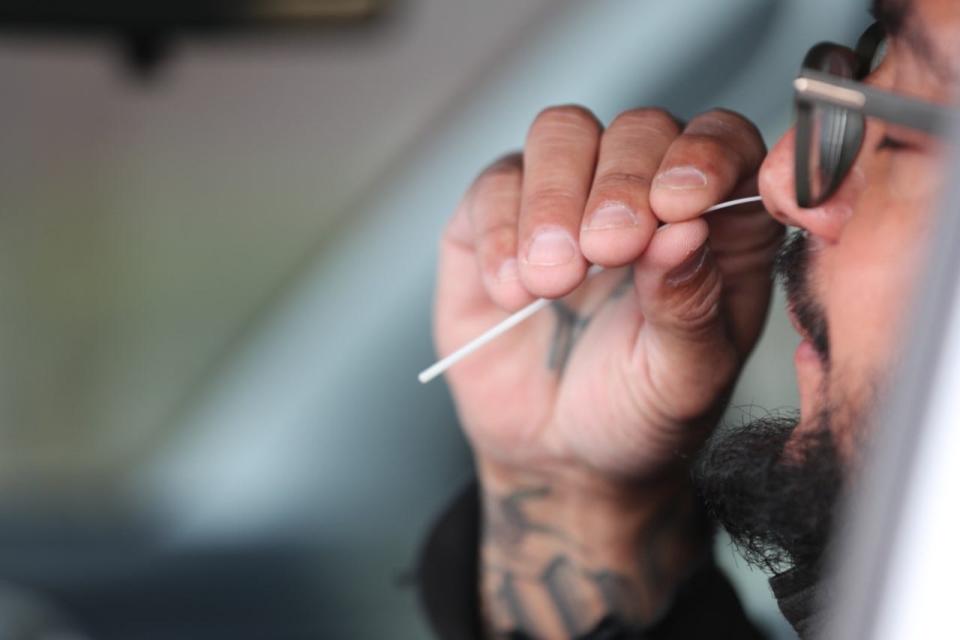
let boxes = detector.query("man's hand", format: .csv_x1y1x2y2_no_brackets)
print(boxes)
433,106,782,637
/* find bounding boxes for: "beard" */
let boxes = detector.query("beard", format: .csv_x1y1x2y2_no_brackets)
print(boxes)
693,412,842,574
693,230,844,577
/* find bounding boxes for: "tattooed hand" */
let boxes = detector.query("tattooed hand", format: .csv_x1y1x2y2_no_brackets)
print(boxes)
432,106,782,636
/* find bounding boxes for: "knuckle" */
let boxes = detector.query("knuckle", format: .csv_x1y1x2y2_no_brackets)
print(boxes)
671,270,724,331
592,171,651,196
691,108,752,134
532,104,600,134
610,107,680,136
482,152,523,177
479,221,516,253
677,134,740,177
475,152,522,187
688,109,766,155
473,156,522,205
525,185,581,219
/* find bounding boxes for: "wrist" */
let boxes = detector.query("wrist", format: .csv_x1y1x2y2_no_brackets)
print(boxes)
478,456,690,545
476,456,712,637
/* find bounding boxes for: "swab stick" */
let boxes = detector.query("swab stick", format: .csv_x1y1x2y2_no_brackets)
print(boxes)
418,195,763,384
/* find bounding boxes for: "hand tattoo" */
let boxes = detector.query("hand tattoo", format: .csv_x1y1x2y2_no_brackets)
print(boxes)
547,302,590,373
546,271,633,373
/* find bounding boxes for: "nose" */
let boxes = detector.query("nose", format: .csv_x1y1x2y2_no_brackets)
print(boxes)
759,128,858,243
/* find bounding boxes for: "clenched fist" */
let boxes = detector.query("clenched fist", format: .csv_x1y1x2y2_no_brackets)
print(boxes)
434,105,782,482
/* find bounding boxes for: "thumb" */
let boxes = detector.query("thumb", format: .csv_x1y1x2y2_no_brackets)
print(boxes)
632,219,738,417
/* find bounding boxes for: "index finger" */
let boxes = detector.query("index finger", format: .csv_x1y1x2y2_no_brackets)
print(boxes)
649,109,766,223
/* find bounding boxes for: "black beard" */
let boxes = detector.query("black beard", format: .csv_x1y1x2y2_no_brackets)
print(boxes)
693,412,843,577
775,230,830,364
694,228,844,577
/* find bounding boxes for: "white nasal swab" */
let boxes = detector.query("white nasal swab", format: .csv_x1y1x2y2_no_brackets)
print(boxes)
417,265,604,384
418,195,763,384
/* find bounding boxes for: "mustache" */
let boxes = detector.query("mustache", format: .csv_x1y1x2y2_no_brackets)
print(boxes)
774,231,830,362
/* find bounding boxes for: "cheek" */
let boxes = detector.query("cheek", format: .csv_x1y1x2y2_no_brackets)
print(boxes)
886,153,947,202
822,145,947,378
825,254,908,376
821,197,932,393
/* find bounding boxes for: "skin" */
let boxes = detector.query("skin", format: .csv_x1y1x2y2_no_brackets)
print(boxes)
431,0,955,636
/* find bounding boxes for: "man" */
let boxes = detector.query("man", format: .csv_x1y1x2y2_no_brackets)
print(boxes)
418,0,956,637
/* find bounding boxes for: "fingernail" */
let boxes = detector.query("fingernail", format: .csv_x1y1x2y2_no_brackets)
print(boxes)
525,228,576,266
584,202,637,230
665,244,708,286
654,166,708,190
497,258,520,282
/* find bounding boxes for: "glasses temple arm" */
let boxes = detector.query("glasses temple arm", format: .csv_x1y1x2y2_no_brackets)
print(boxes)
796,70,960,136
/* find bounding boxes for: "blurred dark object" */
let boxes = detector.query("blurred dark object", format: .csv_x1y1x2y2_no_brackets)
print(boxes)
0,0,384,75
0,582,87,640
0,0,381,28
0,509,329,640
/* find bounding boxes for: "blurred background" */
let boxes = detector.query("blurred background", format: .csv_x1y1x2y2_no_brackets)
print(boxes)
0,0,869,637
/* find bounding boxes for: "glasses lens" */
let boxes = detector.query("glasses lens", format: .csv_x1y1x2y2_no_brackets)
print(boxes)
796,47,866,207
808,102,851,205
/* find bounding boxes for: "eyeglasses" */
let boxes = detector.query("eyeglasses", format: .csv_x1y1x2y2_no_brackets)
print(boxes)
793,22,960,208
